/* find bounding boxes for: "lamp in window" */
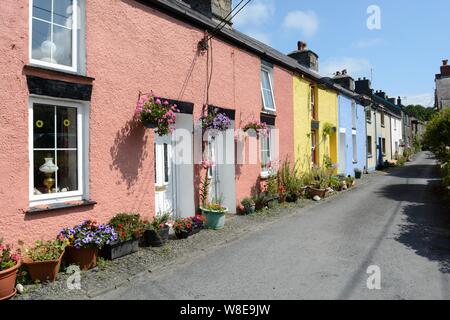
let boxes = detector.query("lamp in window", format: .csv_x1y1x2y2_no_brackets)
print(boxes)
39,157,59,193
40,40,57,64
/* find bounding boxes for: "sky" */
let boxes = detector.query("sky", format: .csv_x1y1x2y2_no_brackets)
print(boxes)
232,0,450,107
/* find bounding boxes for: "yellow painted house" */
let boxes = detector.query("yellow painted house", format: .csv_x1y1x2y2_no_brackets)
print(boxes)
292,75,339,172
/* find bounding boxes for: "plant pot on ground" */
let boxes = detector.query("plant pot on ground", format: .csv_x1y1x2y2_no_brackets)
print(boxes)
306,186,328,199
58,220,117,270
102,213,145,258
201,202,228,230
354,169,362,179
173,218,193,239
141,212,171,247
189,215,206,236
241,197,256,215
23,240,66,283
285,192,299,203
0,239,21,300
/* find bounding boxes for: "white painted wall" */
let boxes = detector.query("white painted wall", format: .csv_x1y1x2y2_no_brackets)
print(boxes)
390,116,403,159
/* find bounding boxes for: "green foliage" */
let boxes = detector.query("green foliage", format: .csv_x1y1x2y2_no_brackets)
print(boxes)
302,166,334,190
241,197,255,208
412,134,422,153
200,174,211,207
25,240,66,262
146,212,171,231
329,175,341,190
397,155,406,166
322,122,335,137
404,105,437,122
345,176,355,188
109,213,145,242
266,174,279,196
277,159,303,198
423,109,450,163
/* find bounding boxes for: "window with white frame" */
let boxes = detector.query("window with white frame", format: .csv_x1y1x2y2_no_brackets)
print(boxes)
30,0,78,71
30,98,86,204
260,66,276,111
260,129,273,174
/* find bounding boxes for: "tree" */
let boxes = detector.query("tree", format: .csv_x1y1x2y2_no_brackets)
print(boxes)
404,104,437,122
423,108,450,163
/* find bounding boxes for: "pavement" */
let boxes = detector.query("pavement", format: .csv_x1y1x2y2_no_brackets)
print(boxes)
97,152,450,300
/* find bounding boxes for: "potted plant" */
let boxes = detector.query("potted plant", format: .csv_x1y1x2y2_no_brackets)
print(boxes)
243,121,269,138
102,213,144,260
0,238,21,300
172,218,193,239
190,215,206,235
23,239,66,283
58,220,117,271
354,168,362,179
142,212,171,247
278,159,303,203
201,200,228,230
201,109,232,132
241,197,256,215
135,92,179,136
305,167,331,199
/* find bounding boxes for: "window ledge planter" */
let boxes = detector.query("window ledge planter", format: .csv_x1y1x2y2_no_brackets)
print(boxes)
142,227,170,247
66,247,98,271
175,230,191,240
201,207,229,230
189,225,204,236
100,238,140,260
0,261,21,300
23,251,64,283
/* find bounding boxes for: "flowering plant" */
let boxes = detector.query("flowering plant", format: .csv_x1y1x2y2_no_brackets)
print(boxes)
58,220,118,249
25,240,66,262
135,92,179,136
243,121,269,137
109,213,145,242
201,111,231,132
172,218,193,233
0,238,20,271
144,212,171,231
191,215,206,229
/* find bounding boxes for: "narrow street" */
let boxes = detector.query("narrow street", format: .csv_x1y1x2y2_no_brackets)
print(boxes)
98,152,450,300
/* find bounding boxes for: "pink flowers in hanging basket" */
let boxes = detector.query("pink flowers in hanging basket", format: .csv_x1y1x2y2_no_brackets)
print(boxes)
135,92,179,136
242,121,270,137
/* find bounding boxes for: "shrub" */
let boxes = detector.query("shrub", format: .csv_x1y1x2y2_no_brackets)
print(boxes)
172,218,193,233
145,212,171,231
278,159,303,198
423,109,450,163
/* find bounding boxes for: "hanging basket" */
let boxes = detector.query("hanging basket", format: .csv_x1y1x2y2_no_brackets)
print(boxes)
142,119,158,129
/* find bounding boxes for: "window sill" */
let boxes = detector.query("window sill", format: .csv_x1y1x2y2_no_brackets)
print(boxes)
27,200,97,214
261,109,277,116
352,161,358,164
368,154,373,159
260,172,271,180
23,65,95,83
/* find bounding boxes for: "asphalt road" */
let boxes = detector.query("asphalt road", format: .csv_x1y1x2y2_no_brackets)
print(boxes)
99,152,450,300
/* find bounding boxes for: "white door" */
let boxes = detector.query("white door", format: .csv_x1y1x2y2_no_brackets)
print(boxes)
154,135,174,215
207,128,236,213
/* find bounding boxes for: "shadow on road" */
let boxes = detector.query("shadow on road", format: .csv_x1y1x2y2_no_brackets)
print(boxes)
377,161,450,274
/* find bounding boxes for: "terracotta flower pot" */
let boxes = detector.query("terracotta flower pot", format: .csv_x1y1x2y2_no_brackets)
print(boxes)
0,261,21,300
307,186,327,199
66,247,98,271
23,251,64,283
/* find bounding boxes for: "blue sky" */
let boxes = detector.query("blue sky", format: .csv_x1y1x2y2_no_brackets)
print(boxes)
233,0,450,107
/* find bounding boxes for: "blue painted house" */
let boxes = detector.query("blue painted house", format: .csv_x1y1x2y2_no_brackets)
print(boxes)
332,71,367,177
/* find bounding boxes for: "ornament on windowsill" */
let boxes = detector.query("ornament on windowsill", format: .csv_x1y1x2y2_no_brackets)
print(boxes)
39,158,59,194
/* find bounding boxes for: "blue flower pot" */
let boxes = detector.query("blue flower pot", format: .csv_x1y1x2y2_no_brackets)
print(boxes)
201,208,228,230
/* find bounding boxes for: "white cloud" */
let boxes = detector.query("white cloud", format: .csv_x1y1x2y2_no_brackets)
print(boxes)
322,57,372,77
233,0,275,28
282,10,319,37
353,38,384,49
402,93,434,107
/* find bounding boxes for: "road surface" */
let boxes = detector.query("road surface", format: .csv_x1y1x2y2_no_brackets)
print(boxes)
99,152,450,300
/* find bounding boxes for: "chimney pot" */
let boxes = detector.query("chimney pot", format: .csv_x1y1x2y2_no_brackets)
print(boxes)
342,69,347,75
444,59,449,66
298,41,307,51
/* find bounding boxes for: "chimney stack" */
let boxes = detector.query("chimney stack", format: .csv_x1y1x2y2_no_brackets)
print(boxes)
182,0,233,27
375,90,387,100
332,69,355,91
288,40,319,72
397,96,402,106
355,77,373,96
441,59,450,76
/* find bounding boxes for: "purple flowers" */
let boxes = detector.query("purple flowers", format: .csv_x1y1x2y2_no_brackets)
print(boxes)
201,111,232,132
58,220,118,249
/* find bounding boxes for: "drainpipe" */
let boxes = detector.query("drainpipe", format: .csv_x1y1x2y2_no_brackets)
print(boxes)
373,105,379,170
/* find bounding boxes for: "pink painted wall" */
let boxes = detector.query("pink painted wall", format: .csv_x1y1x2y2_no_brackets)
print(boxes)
0,0,294,244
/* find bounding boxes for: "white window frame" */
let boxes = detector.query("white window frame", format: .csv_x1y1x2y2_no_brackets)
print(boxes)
260,128,274,177
29,0,78,72
260,66,276,112
29,95,89,206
